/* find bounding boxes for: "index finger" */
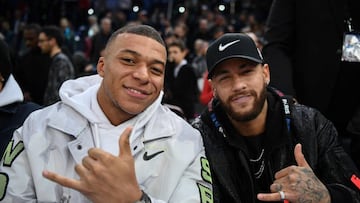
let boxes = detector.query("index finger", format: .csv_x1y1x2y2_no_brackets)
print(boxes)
42,170,83,191
274,165,294,179
88,147,108,161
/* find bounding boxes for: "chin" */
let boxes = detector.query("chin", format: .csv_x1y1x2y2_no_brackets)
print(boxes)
123,104,148,115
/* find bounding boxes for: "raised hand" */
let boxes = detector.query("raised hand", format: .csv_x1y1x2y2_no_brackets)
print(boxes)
43,127,143,203
257,144,330,203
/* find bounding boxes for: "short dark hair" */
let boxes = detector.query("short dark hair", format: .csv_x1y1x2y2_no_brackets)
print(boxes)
0,40,12,83
167,39,187,51
24,23,42,34
41,25,64,47
105,24,165,50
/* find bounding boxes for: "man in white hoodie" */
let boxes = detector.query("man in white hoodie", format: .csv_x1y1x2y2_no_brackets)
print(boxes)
0,25,213,203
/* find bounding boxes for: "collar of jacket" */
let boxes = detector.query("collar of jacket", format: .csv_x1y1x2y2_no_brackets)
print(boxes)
0,102,22,114
45,102,176,158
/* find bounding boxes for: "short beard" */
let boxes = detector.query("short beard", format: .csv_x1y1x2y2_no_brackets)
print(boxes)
220,84,267,122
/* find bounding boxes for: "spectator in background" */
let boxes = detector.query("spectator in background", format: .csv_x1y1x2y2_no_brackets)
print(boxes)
163,39,198,121
0,39,41,157
0,20,15,47
59,17,76,56
188,18,212,54
90,17,112,65
263,0,360,168
199,71,213,106
192,39,209,80
245,31,263,51
38,25,75,105
173,22,189,49
192,39,210,112
14,23,51,105
87,15,99,38
72,51,94,77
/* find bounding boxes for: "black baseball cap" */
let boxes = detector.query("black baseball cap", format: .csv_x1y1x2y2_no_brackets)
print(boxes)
206,33,263,79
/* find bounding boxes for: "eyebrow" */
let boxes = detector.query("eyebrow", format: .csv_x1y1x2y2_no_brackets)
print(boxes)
119,49,165,66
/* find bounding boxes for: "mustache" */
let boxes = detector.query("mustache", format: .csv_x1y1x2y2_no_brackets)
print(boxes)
228,90,256,101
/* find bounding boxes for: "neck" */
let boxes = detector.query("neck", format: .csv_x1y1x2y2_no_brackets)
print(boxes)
230,101,268,137
97,84,134,126
50,47,61,57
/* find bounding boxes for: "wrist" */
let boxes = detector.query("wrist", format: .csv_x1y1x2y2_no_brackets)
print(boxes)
134,190,151,203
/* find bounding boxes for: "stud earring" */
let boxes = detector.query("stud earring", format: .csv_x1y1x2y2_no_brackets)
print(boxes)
213,89,217,98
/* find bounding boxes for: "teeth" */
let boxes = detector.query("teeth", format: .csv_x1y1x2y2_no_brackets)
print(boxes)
128,88,143,94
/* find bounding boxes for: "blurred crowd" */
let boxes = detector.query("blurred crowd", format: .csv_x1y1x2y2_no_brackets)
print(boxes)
0,0,272,117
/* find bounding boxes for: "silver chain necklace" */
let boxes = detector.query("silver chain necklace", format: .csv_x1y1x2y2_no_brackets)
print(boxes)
250,148,265,179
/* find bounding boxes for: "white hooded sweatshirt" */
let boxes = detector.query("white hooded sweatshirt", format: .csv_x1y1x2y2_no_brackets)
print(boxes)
0,74,24,107
0,75,213,203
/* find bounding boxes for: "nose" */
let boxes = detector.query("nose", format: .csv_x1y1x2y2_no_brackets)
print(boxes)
231,75,247,91
133,64,150,83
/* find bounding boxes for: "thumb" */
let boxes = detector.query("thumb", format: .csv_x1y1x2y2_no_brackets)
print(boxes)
119,126,133,157
294,143,310,168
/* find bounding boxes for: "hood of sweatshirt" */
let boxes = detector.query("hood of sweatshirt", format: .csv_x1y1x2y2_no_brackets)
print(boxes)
59,74,164,147
0,74,24,107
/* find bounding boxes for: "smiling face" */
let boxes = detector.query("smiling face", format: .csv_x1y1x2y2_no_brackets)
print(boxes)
210,58,269,122
167,45,187,64
97,33,167,125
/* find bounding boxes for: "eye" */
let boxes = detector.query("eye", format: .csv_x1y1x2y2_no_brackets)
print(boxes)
217,74,230,82
243,69,253,74
121,58,135,65
220,76,230,81
150,66,164,76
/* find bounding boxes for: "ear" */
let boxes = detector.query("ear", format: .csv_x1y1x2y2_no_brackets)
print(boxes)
262,64,270,84
182,48,189,58
209,79,217,98
97,57,105,77
47,38,55,46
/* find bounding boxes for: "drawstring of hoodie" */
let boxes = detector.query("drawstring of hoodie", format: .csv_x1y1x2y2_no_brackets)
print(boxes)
91,123,101,148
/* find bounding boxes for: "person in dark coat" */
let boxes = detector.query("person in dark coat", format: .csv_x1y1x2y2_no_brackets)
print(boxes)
262,0,360,168
0,39,41,156
163,39,199,121
14,23,51,105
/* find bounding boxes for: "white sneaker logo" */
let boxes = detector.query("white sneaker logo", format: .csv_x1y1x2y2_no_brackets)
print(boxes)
218,40,240,51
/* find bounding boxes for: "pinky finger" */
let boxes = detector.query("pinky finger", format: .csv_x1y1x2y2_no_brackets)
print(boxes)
257,192,285,202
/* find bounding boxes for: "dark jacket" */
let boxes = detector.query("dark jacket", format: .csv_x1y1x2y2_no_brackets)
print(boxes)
43,52,75,106
164,62,198,120
262,0,360,137
14,47,51,105
263,0,360,112
0,102,41,156
192,88,360,203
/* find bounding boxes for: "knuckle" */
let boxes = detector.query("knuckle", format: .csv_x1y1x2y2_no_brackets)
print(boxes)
288,173,298,181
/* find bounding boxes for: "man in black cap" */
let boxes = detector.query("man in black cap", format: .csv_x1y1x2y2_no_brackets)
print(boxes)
192,33,360,202
0,39,41,157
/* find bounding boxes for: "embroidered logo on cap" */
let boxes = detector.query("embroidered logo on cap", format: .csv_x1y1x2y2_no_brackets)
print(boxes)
218,40,240,51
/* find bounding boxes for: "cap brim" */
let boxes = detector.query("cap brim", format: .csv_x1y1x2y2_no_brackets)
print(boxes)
207,55,263,79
